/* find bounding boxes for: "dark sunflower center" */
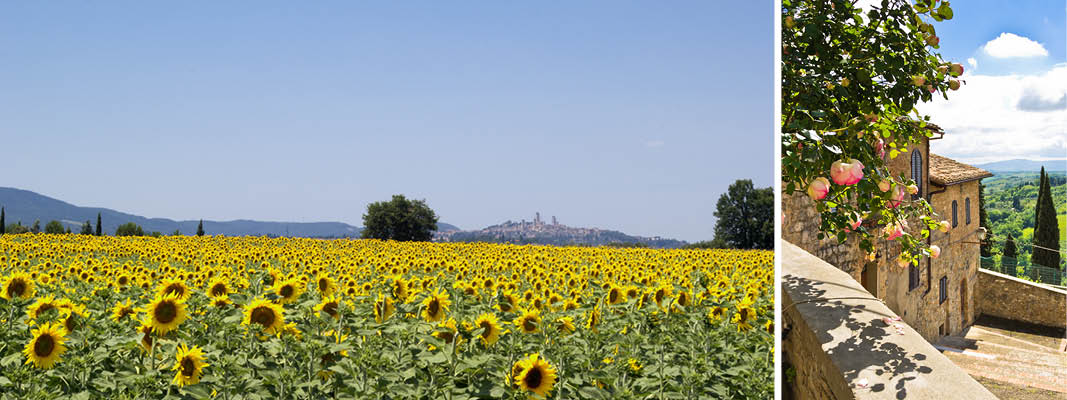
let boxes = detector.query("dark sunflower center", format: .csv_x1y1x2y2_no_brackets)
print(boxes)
155,301,177,324
210,284,226,296
500,302,513,312
280,285,294,298
9,280,26,297
523,367,543,389
323,302,338,316
38,304,55,315
251,307,276,327
120,308,133,318
739,309,750,322
427,299,440,316
438,331,454,343
523,318,537,332
181,358,195,377
714,308,723,316
479,321,492,338
655,290,665,303
119,276,128,285
34,334,55,357
609,290,619,303
165,284,184,297
318,279,328,292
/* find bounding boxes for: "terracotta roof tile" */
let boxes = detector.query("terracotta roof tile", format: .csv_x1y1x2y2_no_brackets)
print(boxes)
929,153,993,186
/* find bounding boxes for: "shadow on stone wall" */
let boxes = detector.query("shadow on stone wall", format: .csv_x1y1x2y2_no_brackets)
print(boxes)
785,274,934,399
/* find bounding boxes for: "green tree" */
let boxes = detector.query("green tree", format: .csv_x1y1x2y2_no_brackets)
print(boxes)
115,222,145,237
0,207,5,235
31,220,40,234
172,229,181,236
197,220,205,236
5,222,28,234
713,179,773,249
361,195,438,242
1032,168,1061,269
782,0,959,264
80,221,93,235
44,220,65,234
96,213,102,236
1003,235,1017,259
978,183,992,257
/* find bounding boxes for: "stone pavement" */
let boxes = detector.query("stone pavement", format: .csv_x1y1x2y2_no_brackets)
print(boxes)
935,316,1067,396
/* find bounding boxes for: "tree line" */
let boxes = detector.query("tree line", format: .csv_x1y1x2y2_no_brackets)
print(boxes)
0,208,207,238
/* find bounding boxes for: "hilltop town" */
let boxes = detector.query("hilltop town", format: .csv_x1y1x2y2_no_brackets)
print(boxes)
434,212,687,248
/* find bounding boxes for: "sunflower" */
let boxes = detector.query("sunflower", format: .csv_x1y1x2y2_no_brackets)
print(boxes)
764,320,774,335
497,291,518,313
421,289,451,322
513,353,557,398
314,274,337,297
110,299,136,322
2,271,35,300
606,285,625,305
142,292,187,336
272,278,304,304
653,284,672,309
243,298,285,335
314,295,343,319
586,306,602,332
27,295,60,321
513,309,540,334
555,317,576,335
431,318,462,348
707,306,727,323
732,304,755,332
390,277,410,303
172,342,209,387
473,313,501,345
23,322,67,369
206,277,230,298
210,295,232,308
373,293,395,323
157,278,191,301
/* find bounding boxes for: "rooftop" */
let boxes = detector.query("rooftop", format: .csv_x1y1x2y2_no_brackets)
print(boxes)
929,153,994,186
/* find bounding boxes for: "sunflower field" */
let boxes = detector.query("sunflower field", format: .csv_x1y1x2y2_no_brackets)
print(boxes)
0,234,773,399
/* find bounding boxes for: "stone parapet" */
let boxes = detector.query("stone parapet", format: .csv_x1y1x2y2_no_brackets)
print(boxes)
782,241,995,399
977,269,1067,329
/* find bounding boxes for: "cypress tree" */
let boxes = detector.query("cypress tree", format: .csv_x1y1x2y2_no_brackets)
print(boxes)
96,213,102,236
1,207,5,235
1034,168,1046,233
1032,167,1061,270
197,220,205,236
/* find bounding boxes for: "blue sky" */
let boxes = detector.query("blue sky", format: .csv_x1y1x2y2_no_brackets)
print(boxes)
910,0,1066,165
0,2,773,242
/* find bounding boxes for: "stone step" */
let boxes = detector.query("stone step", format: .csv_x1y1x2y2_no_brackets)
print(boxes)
938,345,1067,394
937,335,1067,370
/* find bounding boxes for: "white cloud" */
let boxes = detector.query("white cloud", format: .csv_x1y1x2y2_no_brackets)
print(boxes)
645,140,664,148
920,65,1066,164
982,33,1049,58
967,57,977,71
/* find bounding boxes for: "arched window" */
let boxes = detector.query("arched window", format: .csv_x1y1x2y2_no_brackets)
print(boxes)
951,200,958,228
965,197,971,225
911,150,923,199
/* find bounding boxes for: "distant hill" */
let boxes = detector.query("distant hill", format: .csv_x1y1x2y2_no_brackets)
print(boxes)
0,187,459,237
434,219,687,249
974,159,1067,172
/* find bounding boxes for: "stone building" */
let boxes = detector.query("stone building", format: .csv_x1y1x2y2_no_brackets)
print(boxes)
783,135,992,341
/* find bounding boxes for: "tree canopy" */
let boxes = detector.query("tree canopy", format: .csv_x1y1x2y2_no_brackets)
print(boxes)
44,220,66,234
115,222,145,237
782,0,960,264
361,195,439,242
1032,168,1062,269
713,180,773,249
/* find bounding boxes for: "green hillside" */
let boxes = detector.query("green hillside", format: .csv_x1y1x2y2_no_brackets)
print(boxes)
982,171,1067,268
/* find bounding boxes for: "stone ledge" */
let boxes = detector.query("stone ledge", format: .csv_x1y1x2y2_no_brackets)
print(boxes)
782,241,995,400
977,269,1067,329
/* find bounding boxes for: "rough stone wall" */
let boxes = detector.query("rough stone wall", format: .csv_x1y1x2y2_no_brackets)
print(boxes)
783,287,853,399
977,269,1067,329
